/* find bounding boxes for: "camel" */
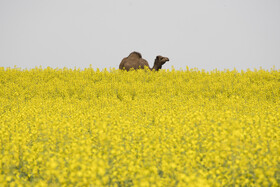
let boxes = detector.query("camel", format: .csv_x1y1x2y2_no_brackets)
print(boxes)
119,51,169,71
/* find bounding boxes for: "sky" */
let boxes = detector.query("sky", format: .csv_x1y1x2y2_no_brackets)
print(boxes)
0,0,279,71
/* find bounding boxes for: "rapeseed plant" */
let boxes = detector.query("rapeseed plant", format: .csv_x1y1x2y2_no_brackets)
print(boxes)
0,66,279,186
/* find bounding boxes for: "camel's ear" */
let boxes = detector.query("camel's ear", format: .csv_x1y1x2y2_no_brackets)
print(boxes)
156,56,161,60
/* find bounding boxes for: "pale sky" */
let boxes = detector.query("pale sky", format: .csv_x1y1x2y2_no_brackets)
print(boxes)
0,0,279,71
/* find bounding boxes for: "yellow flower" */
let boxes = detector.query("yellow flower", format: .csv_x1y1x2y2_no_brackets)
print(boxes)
0,67,279,186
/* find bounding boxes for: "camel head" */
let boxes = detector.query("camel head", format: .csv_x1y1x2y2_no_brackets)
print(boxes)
153,55,170,70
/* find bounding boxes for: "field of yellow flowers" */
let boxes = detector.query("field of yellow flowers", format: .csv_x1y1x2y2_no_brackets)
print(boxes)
0,66,279,186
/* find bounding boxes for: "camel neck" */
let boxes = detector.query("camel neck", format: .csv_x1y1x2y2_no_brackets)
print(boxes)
151,62,162,71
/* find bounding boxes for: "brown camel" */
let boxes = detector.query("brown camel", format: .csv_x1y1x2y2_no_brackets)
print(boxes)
119,51,169,71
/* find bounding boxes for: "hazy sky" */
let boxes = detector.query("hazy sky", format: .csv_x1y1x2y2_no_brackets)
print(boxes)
0,0,279,71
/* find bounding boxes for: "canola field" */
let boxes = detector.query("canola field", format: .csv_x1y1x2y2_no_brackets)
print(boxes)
0,66,280,186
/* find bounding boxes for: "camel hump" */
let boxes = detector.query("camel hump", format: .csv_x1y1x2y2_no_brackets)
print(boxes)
128,51,142,58
119,51,151,71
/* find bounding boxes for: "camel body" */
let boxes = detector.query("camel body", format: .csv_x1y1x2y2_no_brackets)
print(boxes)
119,52,169,71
